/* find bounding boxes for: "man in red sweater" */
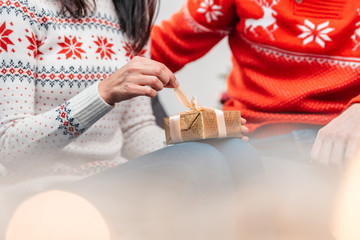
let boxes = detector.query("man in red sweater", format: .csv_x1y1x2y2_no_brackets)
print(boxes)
151,0,360,239
151,0,360,167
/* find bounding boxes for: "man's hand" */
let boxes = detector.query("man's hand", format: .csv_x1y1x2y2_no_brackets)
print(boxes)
311,103,360,166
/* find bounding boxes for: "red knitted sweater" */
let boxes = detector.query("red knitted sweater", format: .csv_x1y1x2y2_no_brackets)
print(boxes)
151,0,360,133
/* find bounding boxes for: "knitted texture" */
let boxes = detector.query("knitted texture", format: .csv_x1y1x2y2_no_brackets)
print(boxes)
0,0,165,185
151,0,360,133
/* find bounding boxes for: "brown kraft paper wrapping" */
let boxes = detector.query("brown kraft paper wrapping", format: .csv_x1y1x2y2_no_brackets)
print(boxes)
164,110,242,145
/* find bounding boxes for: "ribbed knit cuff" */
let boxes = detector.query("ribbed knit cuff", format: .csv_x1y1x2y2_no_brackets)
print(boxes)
346,95,360,109
67,82,114,128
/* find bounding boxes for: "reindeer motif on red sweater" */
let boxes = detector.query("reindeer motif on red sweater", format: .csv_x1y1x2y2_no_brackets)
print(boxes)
351,8,360,51
244,0,279,40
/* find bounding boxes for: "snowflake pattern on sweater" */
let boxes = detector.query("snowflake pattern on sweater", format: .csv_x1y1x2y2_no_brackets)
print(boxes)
0,22,14,52
55,102,85,138
0,0,165,185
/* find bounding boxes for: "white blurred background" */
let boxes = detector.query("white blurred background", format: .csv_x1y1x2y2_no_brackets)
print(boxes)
155,0,232,116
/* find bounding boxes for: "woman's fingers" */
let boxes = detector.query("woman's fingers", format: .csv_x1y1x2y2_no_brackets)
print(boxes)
99,56,179,104
142,58,178,88
131,56,178,88
126,84,158,98
135,75,164,91
162,68,179,88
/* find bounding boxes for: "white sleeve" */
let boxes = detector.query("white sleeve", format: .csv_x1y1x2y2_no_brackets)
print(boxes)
0,3,113,167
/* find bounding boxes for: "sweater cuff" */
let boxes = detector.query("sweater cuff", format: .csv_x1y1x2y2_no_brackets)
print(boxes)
67,82,114,128
346,95,360,109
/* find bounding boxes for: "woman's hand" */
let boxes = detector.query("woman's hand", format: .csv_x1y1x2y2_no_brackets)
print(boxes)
310,103,360,166
98,56,179,105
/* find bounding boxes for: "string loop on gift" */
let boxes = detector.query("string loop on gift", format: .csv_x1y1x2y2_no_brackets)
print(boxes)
174,87,211,112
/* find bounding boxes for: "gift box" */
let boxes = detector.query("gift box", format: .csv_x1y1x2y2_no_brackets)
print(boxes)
164,109,242,145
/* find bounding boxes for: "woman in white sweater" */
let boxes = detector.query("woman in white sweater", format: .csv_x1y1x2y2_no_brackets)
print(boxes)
0,0,263,239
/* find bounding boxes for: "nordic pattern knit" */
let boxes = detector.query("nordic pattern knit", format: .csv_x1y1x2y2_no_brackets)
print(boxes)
0,0,165,186
151,0,360,133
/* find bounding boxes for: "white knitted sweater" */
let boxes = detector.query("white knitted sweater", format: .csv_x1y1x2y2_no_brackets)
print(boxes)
0,0,166,189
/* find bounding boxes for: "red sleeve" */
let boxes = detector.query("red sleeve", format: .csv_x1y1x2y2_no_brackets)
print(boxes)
151,0,236,72
346,95,360,109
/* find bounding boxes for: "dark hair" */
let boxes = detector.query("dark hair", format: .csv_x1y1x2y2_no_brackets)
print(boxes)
59,0,159,54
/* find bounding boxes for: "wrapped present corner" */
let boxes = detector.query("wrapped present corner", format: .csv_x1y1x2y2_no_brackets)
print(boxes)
164,87,242,144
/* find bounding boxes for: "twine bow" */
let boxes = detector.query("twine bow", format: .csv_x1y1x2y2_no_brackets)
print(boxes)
174,87,207,112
